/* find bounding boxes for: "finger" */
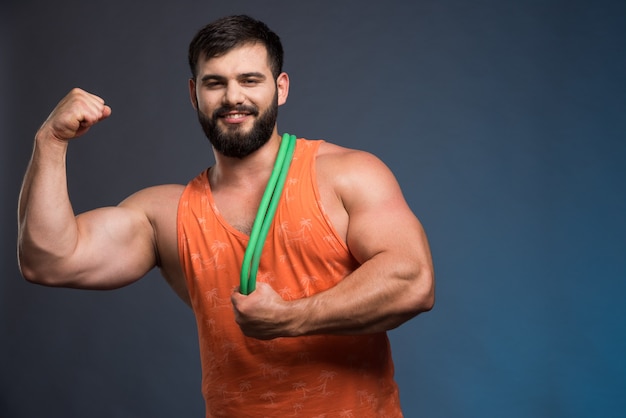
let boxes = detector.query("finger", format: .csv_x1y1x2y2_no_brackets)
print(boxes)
78,104,110,129
55,90,111,138
77,93,111,124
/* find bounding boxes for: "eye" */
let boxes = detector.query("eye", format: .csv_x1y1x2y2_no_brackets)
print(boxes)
203,80,224,89
241,78,260,86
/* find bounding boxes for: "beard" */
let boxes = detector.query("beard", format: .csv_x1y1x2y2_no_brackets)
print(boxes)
197,94,278,159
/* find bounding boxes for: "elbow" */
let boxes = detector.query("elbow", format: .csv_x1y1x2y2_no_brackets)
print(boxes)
18,233,76,286
408,264,435,315
20,265,72,287
385,261,436,331
385,266,434,332
18,248,38,283
18,257,53,286
18,237,41,284
419,282,435,313
18,250,69,287
18,260,46,285
420,264,435,311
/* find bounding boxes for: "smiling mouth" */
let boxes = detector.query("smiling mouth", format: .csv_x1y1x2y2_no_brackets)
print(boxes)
221,112,249,120
216,105,259,124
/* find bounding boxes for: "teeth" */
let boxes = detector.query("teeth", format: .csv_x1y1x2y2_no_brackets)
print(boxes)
225,113,247,119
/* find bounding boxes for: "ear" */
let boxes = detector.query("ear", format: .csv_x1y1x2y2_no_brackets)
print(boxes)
276,72,289,106
188,78,198,109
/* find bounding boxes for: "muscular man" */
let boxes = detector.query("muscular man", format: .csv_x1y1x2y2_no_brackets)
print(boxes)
18,15,434,417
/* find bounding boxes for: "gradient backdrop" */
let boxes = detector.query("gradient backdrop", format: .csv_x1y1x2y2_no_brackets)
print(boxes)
1,1,624,417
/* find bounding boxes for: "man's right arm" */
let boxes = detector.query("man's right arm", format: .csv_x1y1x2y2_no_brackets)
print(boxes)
18,88,157,289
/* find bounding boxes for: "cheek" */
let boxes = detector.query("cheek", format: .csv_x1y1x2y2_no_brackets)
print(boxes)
252,91,276,110
196,95,219,115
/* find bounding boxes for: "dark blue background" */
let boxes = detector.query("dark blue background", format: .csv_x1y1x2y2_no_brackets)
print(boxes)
1,1,624,417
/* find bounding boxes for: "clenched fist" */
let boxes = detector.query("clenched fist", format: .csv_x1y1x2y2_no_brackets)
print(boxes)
37,88,111,142
231,282,299,340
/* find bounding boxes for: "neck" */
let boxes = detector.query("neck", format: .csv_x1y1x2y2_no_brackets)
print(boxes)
209,132,283,189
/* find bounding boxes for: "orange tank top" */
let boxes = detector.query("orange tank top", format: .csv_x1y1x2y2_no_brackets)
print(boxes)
178,139,402,417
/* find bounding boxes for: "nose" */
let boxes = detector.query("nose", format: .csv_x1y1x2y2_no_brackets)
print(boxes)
223,80,245,106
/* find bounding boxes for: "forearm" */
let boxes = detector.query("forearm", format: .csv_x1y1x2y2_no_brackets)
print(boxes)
324,258,433,333
232,252,434,340
18,135,79,281
290,253,434,336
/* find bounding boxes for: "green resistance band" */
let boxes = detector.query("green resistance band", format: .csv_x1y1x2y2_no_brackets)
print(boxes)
240,133,297,295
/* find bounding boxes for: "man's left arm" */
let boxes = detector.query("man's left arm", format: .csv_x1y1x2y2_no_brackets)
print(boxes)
232,149,435,339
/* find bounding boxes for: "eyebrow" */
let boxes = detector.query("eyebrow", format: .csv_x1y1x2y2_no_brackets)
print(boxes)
239,72,267,80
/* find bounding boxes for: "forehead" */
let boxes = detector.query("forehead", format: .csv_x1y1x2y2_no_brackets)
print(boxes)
197,43,272,78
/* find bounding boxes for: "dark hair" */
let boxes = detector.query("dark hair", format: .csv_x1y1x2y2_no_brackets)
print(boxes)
188,15,284,80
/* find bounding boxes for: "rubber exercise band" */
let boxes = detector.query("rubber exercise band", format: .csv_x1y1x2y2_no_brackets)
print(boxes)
240,133,297,295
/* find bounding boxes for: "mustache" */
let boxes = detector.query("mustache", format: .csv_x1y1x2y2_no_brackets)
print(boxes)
212,104,259,119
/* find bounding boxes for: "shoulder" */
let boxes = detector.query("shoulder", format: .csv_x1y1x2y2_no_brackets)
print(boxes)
316,141,398,197
117,184,186,232
316,141,388,170
120,184,186,211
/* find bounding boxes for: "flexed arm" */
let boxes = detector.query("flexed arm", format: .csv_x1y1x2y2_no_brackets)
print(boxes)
232,147,435,339
18,88,156,289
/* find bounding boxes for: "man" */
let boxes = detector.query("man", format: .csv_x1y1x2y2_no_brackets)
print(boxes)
18,15,434,417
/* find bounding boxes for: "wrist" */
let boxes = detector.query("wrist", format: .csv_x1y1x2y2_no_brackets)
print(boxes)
284,297,313,337
35,126,68,147
34,128,70,157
